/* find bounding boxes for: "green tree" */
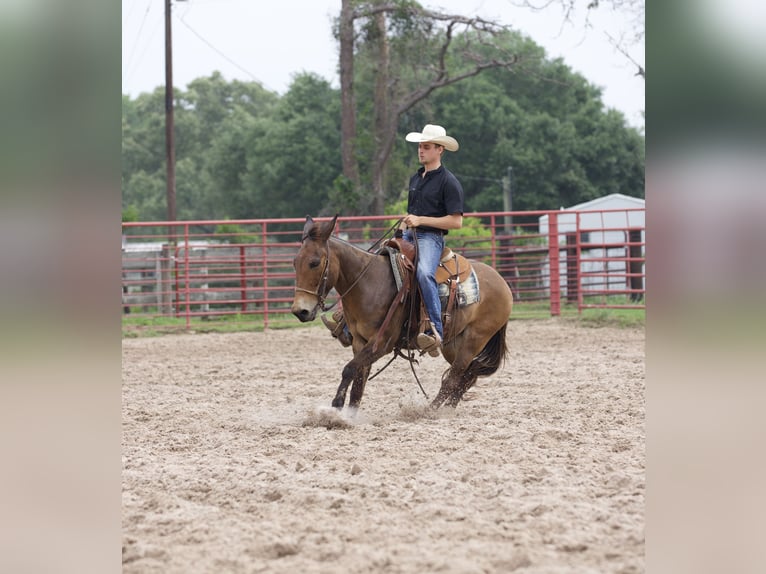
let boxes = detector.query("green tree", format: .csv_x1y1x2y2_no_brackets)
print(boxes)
121,21,644,223
240,73,342,219
337,0,520,214
122,73,280,221
416,34,644,212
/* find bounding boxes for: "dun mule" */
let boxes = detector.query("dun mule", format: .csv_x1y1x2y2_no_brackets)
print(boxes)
291,215,513,410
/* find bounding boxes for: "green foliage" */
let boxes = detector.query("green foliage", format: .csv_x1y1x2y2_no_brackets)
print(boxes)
213,220,259,244
122,22,643,224
384,198,407,216
122,205,139,223
510,226,547,247
328,175,361,216
240,73,342,219
421,30,644,213
444,218,492,251
381,197,492,257
383,198,408,227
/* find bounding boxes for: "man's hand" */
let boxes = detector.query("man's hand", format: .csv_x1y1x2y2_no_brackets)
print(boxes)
403,214,422,228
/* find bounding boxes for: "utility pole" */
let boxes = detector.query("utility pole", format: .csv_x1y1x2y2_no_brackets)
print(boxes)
501,165,513,236
165,0,183,229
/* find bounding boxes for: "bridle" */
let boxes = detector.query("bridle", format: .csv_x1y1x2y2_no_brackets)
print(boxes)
294,219,429,399
294,236,386,313
294,218,404,313
294,236,334,312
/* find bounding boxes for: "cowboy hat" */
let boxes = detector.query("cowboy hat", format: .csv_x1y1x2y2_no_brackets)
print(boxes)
405,124,459,152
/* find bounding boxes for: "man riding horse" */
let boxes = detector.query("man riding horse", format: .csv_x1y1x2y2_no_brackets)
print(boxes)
323,124,465,357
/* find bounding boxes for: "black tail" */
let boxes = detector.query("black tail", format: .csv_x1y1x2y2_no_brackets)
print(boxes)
466,324,508,379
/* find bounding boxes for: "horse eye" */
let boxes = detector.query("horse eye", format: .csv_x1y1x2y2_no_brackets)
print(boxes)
309,258,321,269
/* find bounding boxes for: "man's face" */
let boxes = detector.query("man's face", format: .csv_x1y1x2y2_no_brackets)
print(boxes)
418,142,443,166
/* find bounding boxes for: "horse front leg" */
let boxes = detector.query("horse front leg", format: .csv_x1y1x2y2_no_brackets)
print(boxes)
331,360,357,409
331,344,384,410
348,363,371,409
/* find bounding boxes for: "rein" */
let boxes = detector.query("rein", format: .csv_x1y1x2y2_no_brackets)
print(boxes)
366,224,430,400
297,218,404,313
297,217,430,400
294,238,333,310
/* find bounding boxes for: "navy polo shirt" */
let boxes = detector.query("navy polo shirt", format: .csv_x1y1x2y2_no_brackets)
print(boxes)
407,165,464,235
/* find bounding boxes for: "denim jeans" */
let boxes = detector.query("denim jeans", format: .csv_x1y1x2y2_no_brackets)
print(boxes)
403,229,445,339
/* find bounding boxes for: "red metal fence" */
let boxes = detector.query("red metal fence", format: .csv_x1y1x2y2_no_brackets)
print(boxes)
122,209,645,330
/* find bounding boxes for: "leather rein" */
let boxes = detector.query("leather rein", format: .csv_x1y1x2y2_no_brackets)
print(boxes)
295,219,402,313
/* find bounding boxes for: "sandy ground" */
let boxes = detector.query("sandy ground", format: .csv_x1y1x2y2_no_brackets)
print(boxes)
122,319,644,573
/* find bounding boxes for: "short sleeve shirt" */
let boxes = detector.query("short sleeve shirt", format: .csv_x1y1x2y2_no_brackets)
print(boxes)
407,165,464,234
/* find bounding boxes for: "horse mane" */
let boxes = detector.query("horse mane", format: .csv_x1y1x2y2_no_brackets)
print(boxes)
301,221,390,266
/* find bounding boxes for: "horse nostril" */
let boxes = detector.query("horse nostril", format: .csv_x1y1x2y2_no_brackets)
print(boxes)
293,308,311,322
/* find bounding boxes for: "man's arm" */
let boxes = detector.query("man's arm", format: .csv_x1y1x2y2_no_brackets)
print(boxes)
402,213,463,230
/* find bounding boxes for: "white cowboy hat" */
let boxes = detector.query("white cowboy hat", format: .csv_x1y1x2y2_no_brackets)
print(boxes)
405,124,459,152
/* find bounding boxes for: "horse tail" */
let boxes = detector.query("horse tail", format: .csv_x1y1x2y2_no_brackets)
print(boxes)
466,323,508,378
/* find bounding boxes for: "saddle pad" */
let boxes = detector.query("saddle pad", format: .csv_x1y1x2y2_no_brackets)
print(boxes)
438,268,480,309
381,246,406,291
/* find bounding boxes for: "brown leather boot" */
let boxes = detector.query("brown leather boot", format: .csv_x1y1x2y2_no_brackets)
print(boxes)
416,331,442,357
321,310,352,347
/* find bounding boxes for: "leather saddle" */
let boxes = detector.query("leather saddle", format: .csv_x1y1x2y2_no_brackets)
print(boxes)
384,237,473,286
379,237,474,346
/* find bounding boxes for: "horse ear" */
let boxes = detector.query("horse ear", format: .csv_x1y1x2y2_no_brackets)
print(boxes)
318,214,338,241
301,215,314,240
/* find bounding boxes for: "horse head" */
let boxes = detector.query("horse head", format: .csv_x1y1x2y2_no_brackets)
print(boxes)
291,215,338,322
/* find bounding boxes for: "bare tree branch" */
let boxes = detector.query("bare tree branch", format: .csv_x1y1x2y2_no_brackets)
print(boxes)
605,30,644,78
338,1,523,213
512,0,644,77
396,56,519,116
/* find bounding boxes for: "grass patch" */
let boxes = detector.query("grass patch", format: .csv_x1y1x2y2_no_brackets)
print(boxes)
123,299,644,338
578,307,645,328
122,313,302,337
510,299,644,327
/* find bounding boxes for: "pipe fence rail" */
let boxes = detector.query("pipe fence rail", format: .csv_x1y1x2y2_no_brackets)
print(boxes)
122,210,645,331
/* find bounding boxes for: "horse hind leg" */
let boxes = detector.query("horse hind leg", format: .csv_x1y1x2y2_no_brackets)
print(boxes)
431,325,508,409
450,372,479,407
431,368,478,409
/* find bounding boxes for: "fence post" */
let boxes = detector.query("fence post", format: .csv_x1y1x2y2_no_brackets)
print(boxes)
184,224,191,329
200,248,209,316
548,212,561,316
628,228,644,302
239,245,247,314
160,244,173,316
565,232,578,303
262,223,269,329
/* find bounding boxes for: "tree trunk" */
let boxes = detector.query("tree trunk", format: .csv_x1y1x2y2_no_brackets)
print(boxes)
339,0,359,190
338,3,518,215
371,8,390,215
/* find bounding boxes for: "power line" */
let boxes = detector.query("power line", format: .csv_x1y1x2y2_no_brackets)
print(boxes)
123,0,154,85
175,11,275,91
124,3,164,89
123,0,141,25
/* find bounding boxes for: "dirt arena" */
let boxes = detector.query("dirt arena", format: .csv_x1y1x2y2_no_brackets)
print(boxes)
122,319,644,573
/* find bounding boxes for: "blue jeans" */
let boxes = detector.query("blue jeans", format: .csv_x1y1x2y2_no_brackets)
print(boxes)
404,229,445,339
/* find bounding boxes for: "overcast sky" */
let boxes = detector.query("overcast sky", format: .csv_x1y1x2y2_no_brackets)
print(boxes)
122,0,645,129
